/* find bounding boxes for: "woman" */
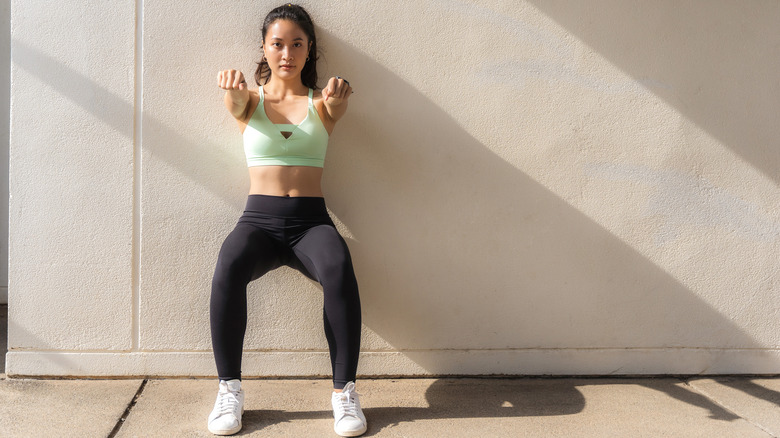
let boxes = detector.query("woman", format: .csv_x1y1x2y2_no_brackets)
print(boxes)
208,4,366,437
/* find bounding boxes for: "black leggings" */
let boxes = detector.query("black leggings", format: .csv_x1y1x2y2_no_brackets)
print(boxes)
209,194,361,389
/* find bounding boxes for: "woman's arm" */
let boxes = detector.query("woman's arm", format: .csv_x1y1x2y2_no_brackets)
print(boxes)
321,76,353,124
218,69,251,121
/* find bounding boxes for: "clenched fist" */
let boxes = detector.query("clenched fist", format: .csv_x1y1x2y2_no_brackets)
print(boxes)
219,69,250,119
217,69,247,91
322,76,352,105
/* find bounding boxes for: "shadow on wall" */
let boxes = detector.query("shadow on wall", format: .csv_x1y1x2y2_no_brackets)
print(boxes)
9,14,769,375
318,29,762,370
11,40,247,205
526,0,780,183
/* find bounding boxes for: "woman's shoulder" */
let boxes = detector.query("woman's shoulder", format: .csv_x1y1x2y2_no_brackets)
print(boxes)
310,88,337,134
311,89,330,109
236,90,261,130
244,89,260,110
311,88,326,111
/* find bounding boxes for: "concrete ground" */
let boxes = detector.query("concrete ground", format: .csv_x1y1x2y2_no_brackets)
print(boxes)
2,306,779,437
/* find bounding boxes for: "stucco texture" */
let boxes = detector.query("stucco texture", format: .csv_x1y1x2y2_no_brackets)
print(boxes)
7,0,780,377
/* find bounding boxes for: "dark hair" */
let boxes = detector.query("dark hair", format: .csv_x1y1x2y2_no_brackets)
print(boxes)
255,4,319,89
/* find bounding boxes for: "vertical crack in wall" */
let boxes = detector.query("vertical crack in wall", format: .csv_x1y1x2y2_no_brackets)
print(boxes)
131,0,144,351
0,0,10,307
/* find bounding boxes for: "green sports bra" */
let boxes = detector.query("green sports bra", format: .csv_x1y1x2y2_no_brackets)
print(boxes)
243,87,329,167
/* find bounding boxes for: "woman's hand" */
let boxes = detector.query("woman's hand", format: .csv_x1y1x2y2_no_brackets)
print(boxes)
218,69,250,120
322,76,352,123
322,76,352,105
218,69,247,91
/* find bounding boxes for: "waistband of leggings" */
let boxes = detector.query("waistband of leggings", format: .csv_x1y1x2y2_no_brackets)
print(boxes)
243,194,328,217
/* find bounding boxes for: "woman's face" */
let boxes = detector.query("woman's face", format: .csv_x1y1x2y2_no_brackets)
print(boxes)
262,19,311,81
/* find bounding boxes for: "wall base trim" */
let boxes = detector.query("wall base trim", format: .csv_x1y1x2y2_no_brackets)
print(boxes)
6,348,780,378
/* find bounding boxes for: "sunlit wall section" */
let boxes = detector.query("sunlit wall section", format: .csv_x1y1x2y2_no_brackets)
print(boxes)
7,1,135,370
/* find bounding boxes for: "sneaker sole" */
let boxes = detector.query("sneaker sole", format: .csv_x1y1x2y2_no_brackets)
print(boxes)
208,423,242,436
334,424,367,437
208,408,244,435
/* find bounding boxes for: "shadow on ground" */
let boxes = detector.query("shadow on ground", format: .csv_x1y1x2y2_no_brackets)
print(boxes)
715,377,780,410
239,379,584,435
235,377,780,435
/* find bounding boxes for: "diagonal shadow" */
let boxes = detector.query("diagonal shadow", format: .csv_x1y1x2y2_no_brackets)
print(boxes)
716,377,780,409
525,0,780,184
11,39,245,205
316,28,764,371
639,379,741,421
9,5,774,389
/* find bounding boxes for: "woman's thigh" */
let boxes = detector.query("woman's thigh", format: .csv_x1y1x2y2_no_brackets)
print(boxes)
289,224,356,287
214,223,283,284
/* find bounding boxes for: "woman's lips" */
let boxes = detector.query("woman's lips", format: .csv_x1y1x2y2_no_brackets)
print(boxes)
280,64,294,70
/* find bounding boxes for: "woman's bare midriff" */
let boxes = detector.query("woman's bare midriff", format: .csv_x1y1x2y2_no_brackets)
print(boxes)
248,165,324,197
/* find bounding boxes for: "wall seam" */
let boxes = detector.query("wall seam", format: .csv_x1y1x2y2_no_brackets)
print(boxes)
131,0,143,351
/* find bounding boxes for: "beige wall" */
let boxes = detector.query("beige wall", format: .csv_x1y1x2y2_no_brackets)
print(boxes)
7,0,780,377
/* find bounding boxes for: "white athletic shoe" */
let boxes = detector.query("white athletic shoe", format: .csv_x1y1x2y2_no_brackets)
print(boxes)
207,379,245,436
331,381,367,437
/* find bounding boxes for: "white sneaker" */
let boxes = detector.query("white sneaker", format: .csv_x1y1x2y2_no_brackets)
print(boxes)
207,379,245,436
331,381,367,437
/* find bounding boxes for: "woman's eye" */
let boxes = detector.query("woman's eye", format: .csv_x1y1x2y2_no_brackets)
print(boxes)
293,43,302,47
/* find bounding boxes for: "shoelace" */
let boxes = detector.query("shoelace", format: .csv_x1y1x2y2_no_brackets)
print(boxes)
215,390,241,417
334,391,360,418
